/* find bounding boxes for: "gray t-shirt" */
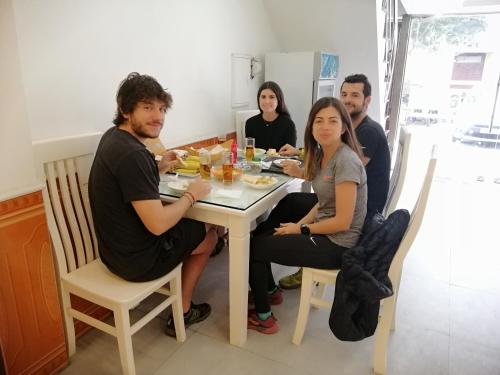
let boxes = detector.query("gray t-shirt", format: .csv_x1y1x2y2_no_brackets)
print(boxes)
312,143,367,248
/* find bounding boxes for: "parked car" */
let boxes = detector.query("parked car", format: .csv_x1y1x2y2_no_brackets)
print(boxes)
452,124,500,148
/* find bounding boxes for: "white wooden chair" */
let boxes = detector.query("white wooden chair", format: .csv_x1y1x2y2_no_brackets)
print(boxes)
302,128,412,304
235,109,260,147
292,146,438,375
384,127,411,216
33,133,186,375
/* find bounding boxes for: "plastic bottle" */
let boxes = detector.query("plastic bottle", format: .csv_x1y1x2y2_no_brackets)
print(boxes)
230,141,238,164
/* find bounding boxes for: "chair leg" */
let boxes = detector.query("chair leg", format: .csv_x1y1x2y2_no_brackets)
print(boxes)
373,295,396,375
114,306,136,375
390,270,402,332
61,289,76,356
170,266,186,342
312,283,327,306
292,268,315,345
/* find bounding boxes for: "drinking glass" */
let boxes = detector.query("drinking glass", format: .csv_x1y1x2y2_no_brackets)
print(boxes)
245,137,255,162
199,150,211,180
222,151,233,185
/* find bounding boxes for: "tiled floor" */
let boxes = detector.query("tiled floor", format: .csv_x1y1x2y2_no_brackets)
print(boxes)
60,140,500,375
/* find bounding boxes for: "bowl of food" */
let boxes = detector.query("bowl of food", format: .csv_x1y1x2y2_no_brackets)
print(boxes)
254,148,266,159
210,165,243,181
266,148,279,157
239,161,262,175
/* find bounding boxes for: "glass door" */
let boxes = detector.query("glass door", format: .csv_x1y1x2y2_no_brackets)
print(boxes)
394,14,500,292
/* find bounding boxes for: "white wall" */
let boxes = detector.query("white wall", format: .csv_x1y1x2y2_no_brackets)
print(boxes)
0,0,37,198
12,0,280,147
263,0,384,123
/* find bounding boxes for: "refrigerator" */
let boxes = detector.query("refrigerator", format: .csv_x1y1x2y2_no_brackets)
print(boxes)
265,52,339,147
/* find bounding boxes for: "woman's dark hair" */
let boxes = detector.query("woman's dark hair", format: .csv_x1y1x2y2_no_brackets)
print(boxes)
341,74,372,97
256,81,290,116
303,97,363,180
113,72,173,126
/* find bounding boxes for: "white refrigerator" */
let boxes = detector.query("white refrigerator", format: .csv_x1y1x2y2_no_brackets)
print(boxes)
265,52,339,147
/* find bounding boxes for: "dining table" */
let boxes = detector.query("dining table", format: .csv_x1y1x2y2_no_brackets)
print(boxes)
159,171,295,347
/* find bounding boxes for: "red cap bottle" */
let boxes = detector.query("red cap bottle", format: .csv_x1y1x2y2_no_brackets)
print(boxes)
230,141,237,164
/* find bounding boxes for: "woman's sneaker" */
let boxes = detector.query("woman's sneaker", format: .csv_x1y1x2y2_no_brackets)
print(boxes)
165,302,211,337
278,268,303,289
248,287,283,306
247,311,279,334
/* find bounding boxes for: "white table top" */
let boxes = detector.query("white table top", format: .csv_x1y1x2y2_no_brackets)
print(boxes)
159,172,293,210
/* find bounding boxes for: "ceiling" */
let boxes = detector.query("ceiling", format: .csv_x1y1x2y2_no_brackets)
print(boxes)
400,0,500,15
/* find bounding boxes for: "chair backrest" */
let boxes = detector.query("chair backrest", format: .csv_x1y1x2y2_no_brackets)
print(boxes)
235,109,260,147
387,145,437,281
32,133,102,276
384,128,411,216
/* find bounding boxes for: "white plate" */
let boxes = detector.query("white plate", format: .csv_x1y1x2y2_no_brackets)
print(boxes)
241,175,278,190
167,180,190,193
272,159,301,168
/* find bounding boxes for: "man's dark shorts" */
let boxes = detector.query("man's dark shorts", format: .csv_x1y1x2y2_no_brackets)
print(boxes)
133,218,206,282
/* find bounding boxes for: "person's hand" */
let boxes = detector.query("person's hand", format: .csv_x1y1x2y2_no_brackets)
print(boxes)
157,157,179,174
281,160,304,178
186,178,212,201
158,150,184,173
162,150,178,162
279,144,299,156
273,222,300,235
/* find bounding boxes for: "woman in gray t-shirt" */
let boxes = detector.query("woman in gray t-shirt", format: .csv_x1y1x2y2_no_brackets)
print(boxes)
248,97,367,335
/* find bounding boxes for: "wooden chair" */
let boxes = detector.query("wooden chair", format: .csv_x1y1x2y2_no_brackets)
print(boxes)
292,146,438,375
384,127,411,216
33,133,186,375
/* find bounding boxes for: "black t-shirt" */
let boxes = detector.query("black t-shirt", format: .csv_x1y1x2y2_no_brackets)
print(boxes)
89,127,164,281
245,113,297,150
355,116,391,217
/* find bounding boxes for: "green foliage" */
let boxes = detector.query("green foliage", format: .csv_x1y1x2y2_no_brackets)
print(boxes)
410,16,487,52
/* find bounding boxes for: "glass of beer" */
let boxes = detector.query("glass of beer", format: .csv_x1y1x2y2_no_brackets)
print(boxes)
245,137,255,162
222,151,233,185
199,150,211,180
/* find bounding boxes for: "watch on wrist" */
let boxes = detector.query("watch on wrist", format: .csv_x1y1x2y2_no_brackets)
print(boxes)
300,224,311,235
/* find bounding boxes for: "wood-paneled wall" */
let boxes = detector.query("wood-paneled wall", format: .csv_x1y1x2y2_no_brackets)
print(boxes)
0,191,68,374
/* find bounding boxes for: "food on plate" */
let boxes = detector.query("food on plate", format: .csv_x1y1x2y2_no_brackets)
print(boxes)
254,176,275,185
175,168,199,175
176,155,188,167
242,174,277,188
173,155,201,174
267,148,279,157
186,140,234,163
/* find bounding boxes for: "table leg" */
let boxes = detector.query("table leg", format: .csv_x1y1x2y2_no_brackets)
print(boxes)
227,218,250,347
